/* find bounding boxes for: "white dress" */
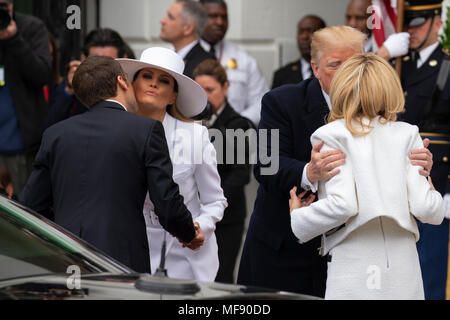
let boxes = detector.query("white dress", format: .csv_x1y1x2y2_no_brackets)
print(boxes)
290,117,444,299
143,113,227,282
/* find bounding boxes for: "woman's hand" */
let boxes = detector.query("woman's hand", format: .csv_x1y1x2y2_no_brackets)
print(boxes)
289,187,315,215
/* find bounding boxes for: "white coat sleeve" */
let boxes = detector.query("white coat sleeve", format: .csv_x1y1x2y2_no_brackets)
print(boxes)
193,126,228,241
407,128,444,225
290,132,358,244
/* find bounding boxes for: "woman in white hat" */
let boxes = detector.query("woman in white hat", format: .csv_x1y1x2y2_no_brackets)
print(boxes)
118,47,227,282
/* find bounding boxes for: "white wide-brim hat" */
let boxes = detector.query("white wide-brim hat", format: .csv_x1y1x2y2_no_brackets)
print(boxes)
117,47,207,118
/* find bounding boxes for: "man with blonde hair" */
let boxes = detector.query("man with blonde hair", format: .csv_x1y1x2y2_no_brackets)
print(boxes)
238,25,434,297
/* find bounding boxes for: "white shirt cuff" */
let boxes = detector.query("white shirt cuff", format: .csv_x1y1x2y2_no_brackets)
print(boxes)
301,163,318,193
444,194,450,220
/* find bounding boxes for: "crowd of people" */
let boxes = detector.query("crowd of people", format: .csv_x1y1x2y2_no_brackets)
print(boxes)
0,0,449,300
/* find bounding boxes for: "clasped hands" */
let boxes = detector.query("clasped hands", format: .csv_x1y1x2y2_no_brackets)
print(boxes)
174,222,205,251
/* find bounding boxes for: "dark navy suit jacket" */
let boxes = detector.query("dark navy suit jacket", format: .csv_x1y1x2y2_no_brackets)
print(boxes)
238,78,329,296
21,101,196,273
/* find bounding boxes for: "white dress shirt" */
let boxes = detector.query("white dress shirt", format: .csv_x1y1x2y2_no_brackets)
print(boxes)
105,99,127,111
176,40,199,59
200,39,269,126
300,57,312,80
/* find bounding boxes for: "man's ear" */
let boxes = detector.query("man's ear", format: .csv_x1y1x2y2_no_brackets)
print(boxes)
117,75,129,91
183,23,195,37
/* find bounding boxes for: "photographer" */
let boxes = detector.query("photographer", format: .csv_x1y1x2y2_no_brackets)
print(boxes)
0,0,51,197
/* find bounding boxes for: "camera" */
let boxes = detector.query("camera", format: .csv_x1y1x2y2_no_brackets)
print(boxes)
0,6,11,31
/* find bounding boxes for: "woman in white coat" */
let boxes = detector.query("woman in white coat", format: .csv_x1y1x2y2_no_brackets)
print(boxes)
289,53,444,300
118,47,227,282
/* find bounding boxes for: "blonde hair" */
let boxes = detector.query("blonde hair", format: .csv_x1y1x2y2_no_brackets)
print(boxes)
311,26,366,63
328,53,405,135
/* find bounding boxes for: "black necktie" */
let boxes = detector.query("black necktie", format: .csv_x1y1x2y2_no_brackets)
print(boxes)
209,46,217,60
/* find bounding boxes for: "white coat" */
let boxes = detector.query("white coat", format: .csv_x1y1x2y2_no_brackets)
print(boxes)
200,39,269,126
290,117,444,299
143,113,227,282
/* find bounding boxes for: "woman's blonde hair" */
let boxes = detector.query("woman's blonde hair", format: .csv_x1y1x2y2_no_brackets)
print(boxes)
328,53,405,135
167,103,194,123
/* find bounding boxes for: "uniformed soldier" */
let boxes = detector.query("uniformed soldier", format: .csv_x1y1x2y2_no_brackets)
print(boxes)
271,15,326,89
199,0,268,127
400,0,450,300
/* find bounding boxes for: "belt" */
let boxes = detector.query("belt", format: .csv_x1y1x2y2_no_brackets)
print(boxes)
419,132,450,145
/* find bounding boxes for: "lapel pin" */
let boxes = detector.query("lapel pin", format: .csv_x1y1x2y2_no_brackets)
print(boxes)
429,60,438,67
403,56,410,61
292,65,299,71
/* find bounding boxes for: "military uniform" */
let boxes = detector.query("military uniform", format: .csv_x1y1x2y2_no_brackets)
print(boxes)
200,40,268,126
400,41,450,300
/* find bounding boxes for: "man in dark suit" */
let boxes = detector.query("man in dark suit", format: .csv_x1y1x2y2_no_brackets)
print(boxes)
271,15,325,89
399,0,449,300
20,56,204,273
237,25,434,297
160,0,214,79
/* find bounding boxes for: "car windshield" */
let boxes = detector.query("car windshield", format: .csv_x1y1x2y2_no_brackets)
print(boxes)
0,196,130,281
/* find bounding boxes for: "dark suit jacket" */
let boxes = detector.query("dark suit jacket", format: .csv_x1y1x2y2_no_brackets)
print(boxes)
400,44,450,195
183,43,215,79
21,101,196,273
237,78,329,296
271,60,304,89
210,102,254,224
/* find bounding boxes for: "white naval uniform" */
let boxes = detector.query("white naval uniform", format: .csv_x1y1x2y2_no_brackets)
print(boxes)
200,39,268,126
291,117,444,299
143,113,227,282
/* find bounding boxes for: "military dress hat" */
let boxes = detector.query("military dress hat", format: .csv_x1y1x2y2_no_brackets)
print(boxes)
404,0,442,27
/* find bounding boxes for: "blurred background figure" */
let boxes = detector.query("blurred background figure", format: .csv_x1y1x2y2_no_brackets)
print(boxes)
0,0,50,197
345,0,373,51
199,0,268,127
43,27,131,129
160,0,213,80
44,31,63,107
193,59,254,284
0,163,15,200
271,15,326,89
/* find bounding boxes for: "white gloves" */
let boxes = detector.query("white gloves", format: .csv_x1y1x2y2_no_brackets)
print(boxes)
382,32,410,58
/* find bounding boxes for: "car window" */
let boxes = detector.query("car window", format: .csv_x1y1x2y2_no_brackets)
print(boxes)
0,198,128,281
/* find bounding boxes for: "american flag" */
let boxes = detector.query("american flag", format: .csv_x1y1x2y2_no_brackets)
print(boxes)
370,0,399,52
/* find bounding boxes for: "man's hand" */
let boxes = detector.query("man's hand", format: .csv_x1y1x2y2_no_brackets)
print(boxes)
179,222,204,250
289,187,316,215
306,141,346,184
65,60,81,95
0,19,17,40
409,138,433,177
